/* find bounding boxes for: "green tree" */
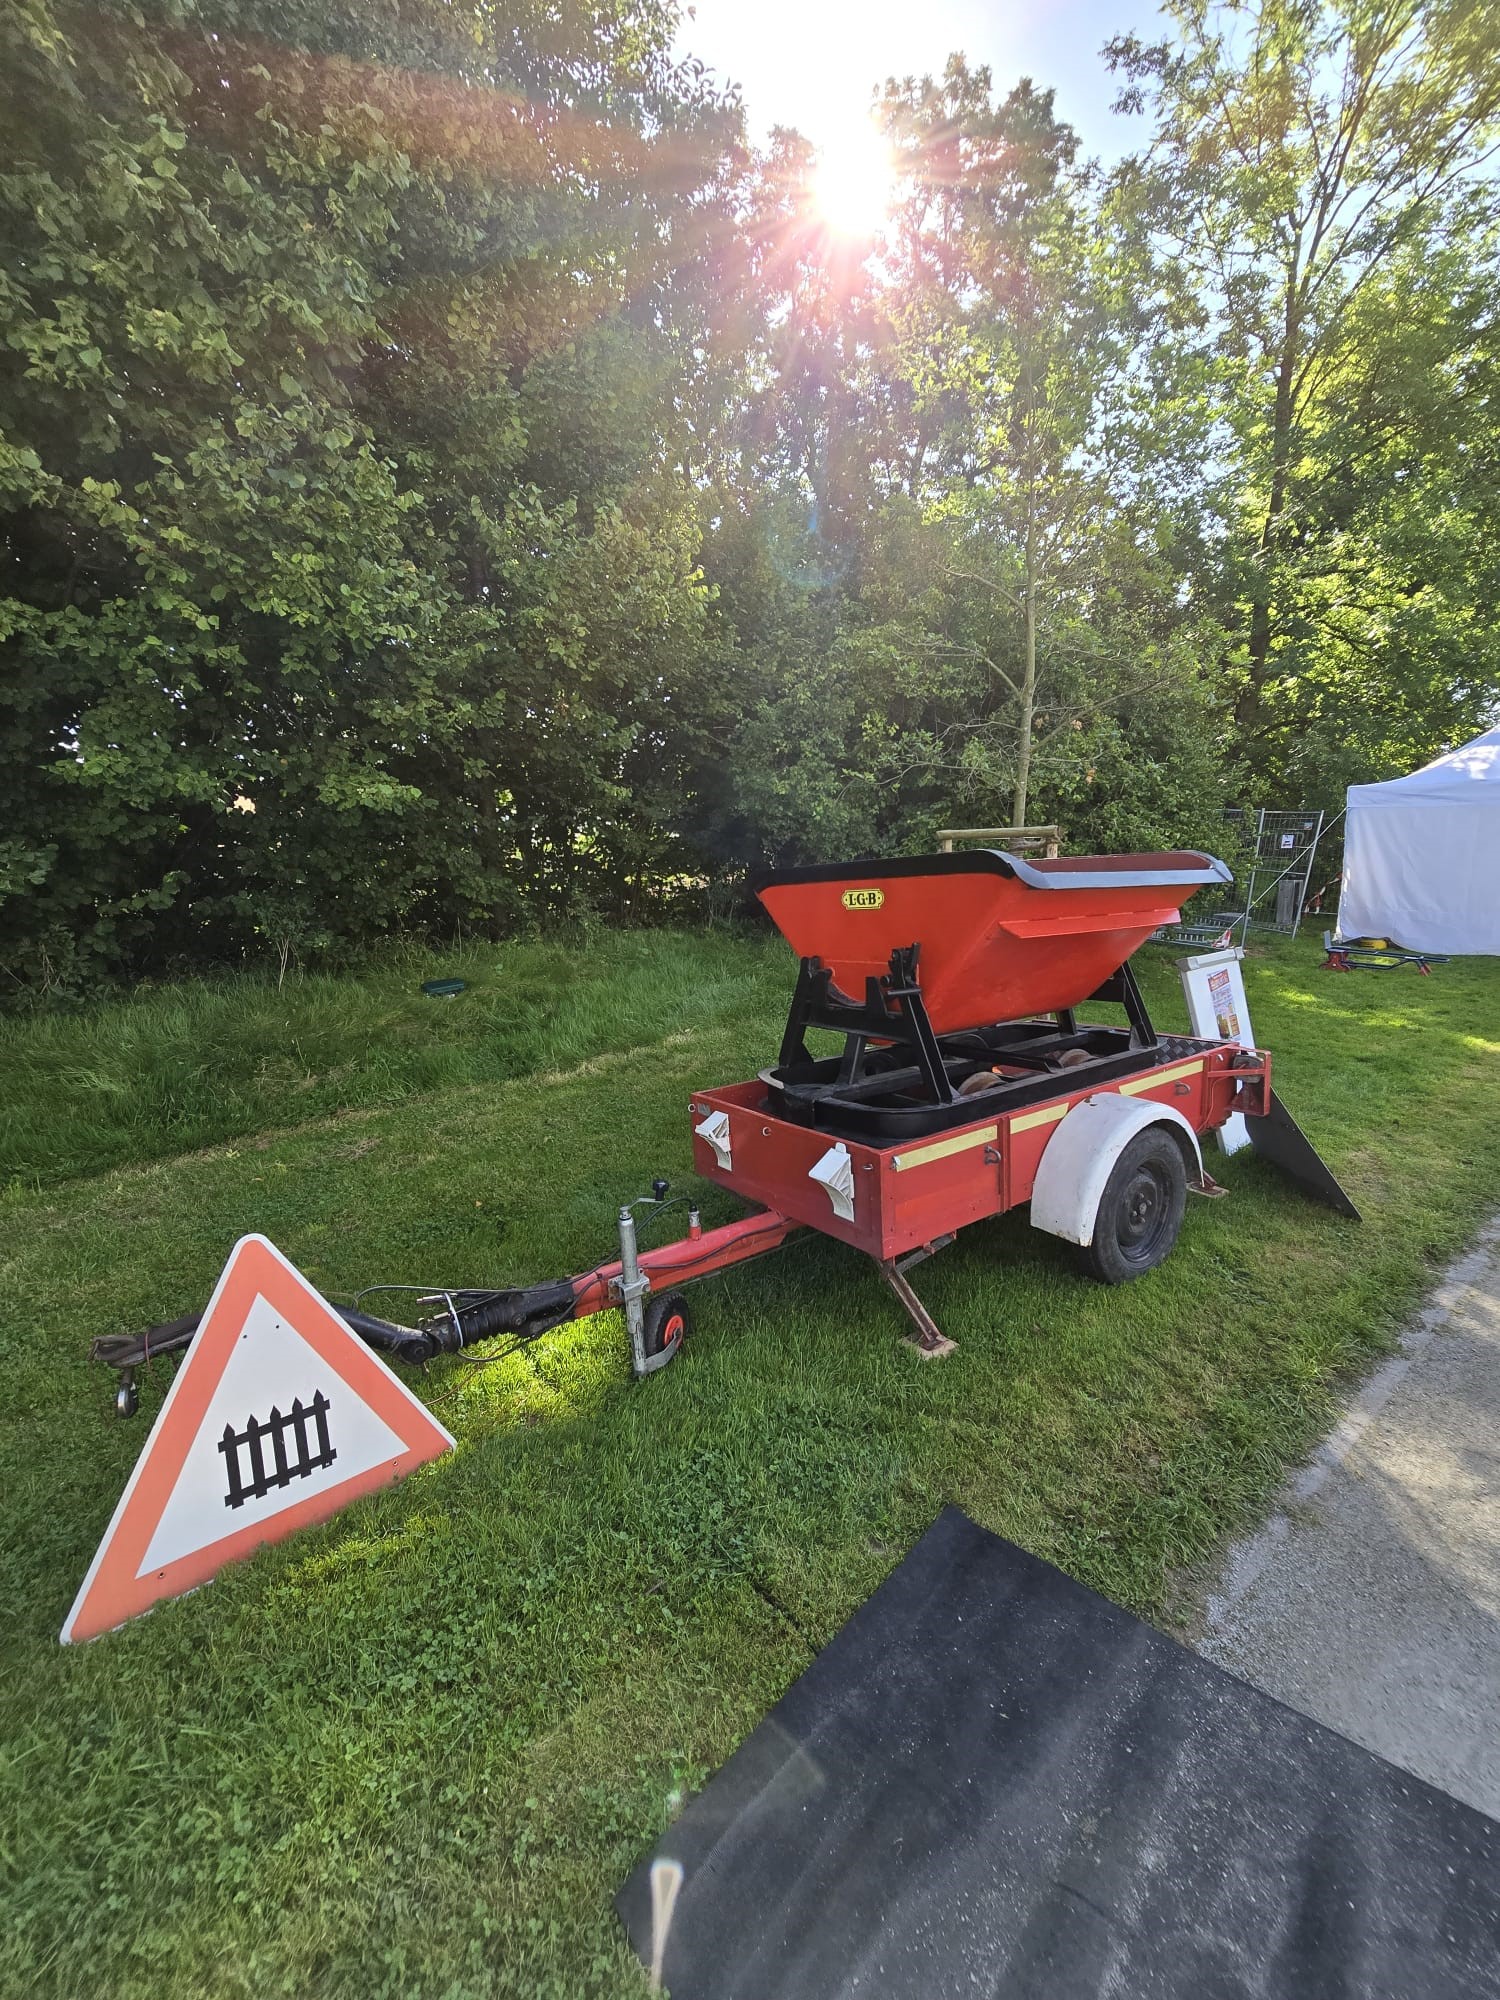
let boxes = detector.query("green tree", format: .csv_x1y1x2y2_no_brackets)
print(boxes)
1111,0,1500,791
860,61,1227,834
0,0,737,990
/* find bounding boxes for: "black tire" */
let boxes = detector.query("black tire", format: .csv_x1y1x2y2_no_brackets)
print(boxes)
1081,1128,1187,1284
642,1291,691,1362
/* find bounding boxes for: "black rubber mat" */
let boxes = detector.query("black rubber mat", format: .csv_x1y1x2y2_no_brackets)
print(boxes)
618,1507,1499,1998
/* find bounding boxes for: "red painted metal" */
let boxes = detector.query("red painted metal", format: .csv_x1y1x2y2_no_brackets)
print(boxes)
685,1045,1269,1266
567,1210,801,1321
756,851,1228,1034
556,1045,1272,1332
552,1044,1269,1332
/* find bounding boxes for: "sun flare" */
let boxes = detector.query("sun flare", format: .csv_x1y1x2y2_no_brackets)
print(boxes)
812,121,896,238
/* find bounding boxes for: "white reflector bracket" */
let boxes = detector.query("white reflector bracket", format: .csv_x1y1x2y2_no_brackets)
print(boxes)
809,1143,856,1222
695,1108,732,1171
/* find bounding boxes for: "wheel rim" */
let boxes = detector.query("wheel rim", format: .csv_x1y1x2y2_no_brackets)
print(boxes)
1116,1160,1173,1263
647,1306,686,1356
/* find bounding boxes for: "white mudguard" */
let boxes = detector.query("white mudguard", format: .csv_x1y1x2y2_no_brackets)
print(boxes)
1030,1092,1204,1247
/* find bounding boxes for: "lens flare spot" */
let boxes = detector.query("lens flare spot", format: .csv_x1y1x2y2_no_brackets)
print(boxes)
812,121,896,238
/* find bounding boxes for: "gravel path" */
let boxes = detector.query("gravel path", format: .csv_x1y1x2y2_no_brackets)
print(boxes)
1198,1214,1500,1821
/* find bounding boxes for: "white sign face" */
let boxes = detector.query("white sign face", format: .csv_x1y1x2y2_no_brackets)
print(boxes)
1176,947,1254,1155
139,1291,409,1572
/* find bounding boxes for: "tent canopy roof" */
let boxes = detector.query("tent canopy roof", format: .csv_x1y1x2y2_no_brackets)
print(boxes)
1348,724,1500,806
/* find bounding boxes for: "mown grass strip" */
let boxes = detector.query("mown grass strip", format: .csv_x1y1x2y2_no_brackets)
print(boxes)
0,930,787,1191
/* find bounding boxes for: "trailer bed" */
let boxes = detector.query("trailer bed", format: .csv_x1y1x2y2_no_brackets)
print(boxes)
691,1034,1266,1262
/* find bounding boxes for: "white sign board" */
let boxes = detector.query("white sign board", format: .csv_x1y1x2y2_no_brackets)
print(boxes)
1176,946,1254,1155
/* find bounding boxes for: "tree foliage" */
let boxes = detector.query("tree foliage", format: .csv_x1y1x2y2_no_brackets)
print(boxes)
2,0,1497,993
1,0,735,984
1110,0,1500,784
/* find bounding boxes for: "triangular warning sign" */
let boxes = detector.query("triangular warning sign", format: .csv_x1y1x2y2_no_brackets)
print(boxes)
62,1235,455,1643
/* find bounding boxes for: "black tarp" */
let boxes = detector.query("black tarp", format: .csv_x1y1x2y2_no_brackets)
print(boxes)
618,1508,1499,1998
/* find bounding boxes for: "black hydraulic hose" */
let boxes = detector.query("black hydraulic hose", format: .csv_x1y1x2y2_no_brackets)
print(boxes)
341,1309,435,1364
92,1313,202,1368
435,1282,578,1350
96,1270,588,1411
93,1304,435,1371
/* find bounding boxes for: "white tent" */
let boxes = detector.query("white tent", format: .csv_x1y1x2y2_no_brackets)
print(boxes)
1339,725,1500,954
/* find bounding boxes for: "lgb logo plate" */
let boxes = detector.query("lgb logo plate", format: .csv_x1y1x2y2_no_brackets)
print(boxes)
841,887,884,910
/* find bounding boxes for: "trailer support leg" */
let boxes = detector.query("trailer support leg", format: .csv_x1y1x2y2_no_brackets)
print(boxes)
615,1204,653,1377
878,1252,957,1360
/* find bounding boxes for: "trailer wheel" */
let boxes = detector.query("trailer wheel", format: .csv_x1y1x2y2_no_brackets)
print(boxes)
643,1291,691,1363
1082,1127,1187,1284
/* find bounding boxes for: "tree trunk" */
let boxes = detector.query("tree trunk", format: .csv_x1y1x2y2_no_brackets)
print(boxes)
1239,285,1302,742
1013,474,1037,826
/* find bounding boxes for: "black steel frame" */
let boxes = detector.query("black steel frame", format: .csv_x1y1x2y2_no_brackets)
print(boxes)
766,944,1164,1140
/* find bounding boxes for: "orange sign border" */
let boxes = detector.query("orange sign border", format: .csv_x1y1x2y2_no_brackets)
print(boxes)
62,1235,454,1644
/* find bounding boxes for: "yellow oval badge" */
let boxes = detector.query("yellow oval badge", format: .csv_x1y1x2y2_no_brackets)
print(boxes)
841,888,885,911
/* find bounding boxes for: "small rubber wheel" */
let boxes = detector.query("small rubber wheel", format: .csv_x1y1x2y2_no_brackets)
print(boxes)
642,1291,691,1363
115,1376,139,1418
1081,1128,1187,1284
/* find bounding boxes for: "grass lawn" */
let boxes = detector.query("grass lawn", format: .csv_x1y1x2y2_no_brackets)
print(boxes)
2,927,1498,1997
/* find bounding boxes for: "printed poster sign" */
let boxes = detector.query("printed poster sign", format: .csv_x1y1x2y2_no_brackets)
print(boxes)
1207,963,1241,1041
1176,947,1255,1156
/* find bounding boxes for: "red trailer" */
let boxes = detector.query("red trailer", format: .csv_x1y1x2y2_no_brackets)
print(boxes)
96,849,1357,1408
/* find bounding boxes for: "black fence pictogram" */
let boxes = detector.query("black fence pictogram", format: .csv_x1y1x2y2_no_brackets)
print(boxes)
219,1391,336,1509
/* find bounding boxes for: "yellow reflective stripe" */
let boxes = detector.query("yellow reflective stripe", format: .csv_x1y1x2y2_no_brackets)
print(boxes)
1007,1058,1206,1135
891,1124,999,1173
1009,1102,1069,1135
1119,1059,1205,1096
